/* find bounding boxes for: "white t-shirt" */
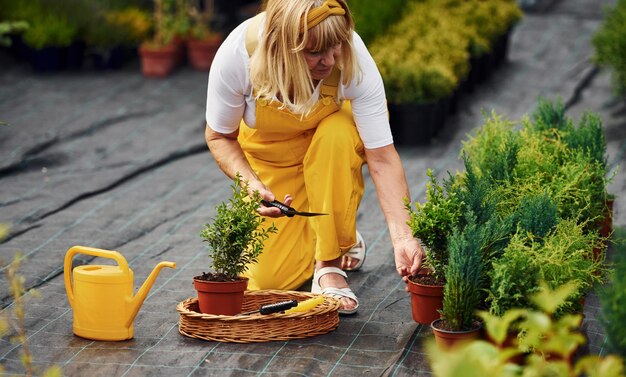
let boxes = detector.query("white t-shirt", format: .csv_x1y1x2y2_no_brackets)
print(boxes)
205,15,393,149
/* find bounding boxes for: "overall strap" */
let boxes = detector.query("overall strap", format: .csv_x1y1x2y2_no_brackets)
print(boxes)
320,67,340,98
245,12,265,57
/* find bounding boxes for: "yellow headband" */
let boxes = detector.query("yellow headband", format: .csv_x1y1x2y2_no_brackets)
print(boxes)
301,0,346,33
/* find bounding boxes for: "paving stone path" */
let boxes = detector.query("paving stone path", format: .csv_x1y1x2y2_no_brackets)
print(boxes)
0,0,624,375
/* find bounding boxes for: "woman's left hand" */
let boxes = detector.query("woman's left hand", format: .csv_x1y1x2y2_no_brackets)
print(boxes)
393,236,424,285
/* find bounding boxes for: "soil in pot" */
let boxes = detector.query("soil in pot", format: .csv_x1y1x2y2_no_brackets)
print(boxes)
431,318,482,349
194,272,248,316
407,273,445,325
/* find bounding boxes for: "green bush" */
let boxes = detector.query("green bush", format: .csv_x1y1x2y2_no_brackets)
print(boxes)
600,227,626,359
84,6,152,49
0,21,28,47
200,174,277,279
406,169,462,282
488,219,605,317
505,102,608,227
513,192,559,239
441,217,484,331
461,111,521,186
458,0,522,57
431,283,625,377
593,0,626,96
370,0,521,104
370,1,469,104
349,0,410,46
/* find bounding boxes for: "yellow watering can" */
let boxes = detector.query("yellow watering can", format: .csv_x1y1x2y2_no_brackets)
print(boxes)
64,245,176,341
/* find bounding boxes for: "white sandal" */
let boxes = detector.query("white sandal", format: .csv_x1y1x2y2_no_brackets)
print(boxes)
311,266,359,315
342,230,366,271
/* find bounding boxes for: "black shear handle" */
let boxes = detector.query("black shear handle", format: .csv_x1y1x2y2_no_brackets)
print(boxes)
261,200,295,217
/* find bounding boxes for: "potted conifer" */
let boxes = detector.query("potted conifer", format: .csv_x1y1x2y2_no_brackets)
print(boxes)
430,217,484,349
405,169,462,324
194,173,277,316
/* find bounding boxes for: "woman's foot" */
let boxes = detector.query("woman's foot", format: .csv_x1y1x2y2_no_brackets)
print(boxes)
315,259,358,313
340,230,366,271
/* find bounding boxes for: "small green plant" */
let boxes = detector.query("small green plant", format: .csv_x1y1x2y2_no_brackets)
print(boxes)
440,216,483,331
406,169,462,282
0,21,28,47
84,6,152,50
531,96,571,133
487,219,605,317
1,248,62,377
600,227,626,359
461,111,520,185
428,282,625,377
564,111,608,169
22,13,77,49
186,0,220,40
349,0,408,46
143,0,185,48
199,173,277,280
513,192,559,240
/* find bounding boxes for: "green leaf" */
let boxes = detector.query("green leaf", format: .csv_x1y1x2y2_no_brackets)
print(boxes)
531,281,578,314
478,309,525,346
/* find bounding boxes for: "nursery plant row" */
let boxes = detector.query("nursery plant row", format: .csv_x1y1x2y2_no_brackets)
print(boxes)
366,0,522,145
405,97,625,372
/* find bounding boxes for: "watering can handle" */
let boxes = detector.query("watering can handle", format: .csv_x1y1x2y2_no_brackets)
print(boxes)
63,245,130,309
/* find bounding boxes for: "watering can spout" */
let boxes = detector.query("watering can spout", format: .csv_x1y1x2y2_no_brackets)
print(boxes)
127,261,176,327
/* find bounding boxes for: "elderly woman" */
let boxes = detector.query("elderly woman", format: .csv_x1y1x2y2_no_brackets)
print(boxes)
204,0,424,314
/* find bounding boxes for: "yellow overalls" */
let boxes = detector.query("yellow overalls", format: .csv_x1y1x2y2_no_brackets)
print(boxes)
239,13,365,290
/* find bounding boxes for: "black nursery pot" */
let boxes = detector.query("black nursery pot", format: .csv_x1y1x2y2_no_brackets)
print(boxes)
30,46,67,73
388,101,446,145
65,41,86,70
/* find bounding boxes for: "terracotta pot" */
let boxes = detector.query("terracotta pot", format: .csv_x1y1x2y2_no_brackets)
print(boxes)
139,43,178,78
431,318,482,349
407,278,444,324
186,37,222,71
194,277,248,315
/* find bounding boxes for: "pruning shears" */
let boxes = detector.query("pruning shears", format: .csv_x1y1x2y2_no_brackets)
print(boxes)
261,200,329,217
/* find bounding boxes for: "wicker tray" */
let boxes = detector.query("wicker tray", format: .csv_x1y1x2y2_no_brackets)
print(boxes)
177,290,341,343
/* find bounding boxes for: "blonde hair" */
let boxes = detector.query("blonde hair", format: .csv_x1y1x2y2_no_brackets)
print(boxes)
250,0,360,115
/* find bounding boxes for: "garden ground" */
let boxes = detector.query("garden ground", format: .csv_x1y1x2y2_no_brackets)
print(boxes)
0,0,624,375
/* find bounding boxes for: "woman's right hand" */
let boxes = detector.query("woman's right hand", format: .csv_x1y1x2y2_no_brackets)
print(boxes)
252,182,293,218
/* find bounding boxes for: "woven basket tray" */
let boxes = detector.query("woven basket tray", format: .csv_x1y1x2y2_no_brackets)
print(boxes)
177,290,340,343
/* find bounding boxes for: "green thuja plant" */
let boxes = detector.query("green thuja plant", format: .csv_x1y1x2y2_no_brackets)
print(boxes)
600,227,626,359
488,219,605,317
531,96,572,134
550,150,607,227
199,173,277,280
440,216,484,331
453,156,514,262
461,111,520,184
513,192,559,240
564,111,608,169
486,233,540,317
455,156,495,226
406,169,462,282
428,282,625,377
